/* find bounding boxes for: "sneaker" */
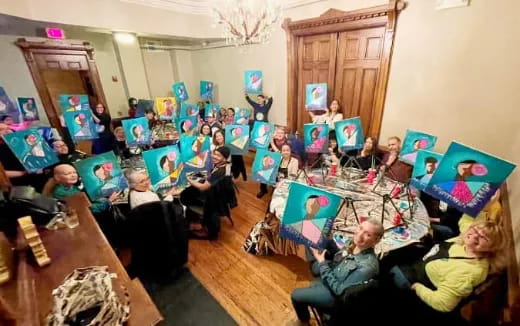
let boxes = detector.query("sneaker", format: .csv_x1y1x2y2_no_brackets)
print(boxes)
256,191,266,198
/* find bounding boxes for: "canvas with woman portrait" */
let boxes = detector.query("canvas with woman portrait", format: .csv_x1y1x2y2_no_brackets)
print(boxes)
205,104,220,121
155,97,177,120
74,151,128,201
334,117,364,151
135,99,154,118
251,149,282,186
250,121,274,150
0,87,20,123
2,128,59,172
143,145,186,191
424,142,516,216
179,135,212,172
410,150,444,191
233,108,251,125
244,70,263,94
63,110,99,141
225,124,250,155
176,116,198,136
180,103,199,118
122,117,151,146
279,182,342,249
17,97,39,121
173,82,189,102
305,83,327,111
304,123,329,153
58,94,90,113
200,80,214,100
399,129,438,165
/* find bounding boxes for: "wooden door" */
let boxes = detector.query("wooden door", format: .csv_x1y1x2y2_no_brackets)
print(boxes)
296,33,337,131
334,27,385,137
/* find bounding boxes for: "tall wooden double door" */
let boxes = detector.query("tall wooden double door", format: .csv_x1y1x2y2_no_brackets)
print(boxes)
297,26,386,136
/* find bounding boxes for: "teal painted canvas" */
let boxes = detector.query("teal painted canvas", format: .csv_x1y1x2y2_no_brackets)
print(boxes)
279,182,343,249
142,145,186,190
180,103,199,118
250,149,281,186
250,121,274,150
225,125,250,155
0,87,20,123
122,117,151,146
305,83,327,111
399,129,438,165
179,135,212,172
173,82,189,102
304,123,329,154
176,116,198,136
334,117,364,151
74,151,128,201
135,99,154,118
200,80,214,100
17,97,39,121
205,104,220,121
424,142,516,217
244,70,262,94
2,128,58,172
233,107,251,125
58,94,90,113
410,150,443,191
63,110,99,141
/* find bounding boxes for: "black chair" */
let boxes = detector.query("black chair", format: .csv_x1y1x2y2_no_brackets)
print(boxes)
182,175,238,239
125,200,188,279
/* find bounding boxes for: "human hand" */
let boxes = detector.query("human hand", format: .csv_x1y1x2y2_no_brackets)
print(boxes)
411,283,420,291
310,247,327,263
108,191,122,202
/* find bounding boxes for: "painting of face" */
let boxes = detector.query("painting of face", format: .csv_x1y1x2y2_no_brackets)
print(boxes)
122,117,150,146
251,149,282,186
399,130,437,165
334,117,364,151
143,145,186,190
305,83,327,111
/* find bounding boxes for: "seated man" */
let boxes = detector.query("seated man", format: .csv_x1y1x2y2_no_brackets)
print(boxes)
379,136,412,183
289,219,384,325
127,170,176,210
52,140,87,164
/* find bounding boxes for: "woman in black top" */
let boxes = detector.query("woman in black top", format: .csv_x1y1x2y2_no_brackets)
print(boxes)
91,103,114,154
355,136,381,171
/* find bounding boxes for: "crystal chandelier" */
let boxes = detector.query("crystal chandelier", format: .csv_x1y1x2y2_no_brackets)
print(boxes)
212,0,283,47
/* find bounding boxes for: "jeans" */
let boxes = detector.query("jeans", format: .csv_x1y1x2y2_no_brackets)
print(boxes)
291,281,336,322
389,265,412,290
431,223,456,241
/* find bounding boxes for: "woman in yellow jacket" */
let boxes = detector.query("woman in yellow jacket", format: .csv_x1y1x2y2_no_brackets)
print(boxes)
389,191,505,323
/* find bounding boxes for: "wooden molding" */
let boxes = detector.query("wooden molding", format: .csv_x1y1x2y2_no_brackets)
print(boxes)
283,1,405,138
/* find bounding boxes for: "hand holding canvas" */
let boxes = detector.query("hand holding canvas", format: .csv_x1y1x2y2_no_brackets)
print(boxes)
310,247,327,263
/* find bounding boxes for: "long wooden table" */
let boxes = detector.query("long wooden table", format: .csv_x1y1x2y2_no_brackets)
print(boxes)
0,192,163,325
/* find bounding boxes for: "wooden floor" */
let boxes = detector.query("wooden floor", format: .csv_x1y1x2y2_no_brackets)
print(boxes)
187,158,313,326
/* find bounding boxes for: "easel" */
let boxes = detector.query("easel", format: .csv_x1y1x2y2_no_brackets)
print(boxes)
295,154,327,186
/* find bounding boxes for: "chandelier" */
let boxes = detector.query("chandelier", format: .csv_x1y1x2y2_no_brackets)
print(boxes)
212,0,283,47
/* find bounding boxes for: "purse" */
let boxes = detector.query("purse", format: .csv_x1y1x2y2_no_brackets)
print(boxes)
9,186,63,225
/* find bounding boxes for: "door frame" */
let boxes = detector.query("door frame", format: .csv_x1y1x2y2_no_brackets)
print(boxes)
282,0,406,137
16,37,108,129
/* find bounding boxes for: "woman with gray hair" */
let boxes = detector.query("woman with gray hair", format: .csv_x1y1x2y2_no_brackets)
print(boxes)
127,170,176,210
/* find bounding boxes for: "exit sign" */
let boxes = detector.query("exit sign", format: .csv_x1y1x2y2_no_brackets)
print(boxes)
45,28,65,39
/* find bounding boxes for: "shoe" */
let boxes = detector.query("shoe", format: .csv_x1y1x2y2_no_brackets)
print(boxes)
256,191,266,198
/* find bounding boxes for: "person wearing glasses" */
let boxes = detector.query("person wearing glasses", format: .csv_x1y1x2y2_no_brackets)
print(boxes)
127,170,176,210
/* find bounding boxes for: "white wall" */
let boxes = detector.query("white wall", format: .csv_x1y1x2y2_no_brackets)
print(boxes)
0,34,49,125
141,49,175,98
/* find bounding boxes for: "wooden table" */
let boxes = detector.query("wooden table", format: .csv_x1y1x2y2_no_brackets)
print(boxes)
0,192,163,325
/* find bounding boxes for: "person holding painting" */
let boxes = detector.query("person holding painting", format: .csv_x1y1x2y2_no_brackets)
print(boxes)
245,93,273,122
308,99,343,130
257,126,289,198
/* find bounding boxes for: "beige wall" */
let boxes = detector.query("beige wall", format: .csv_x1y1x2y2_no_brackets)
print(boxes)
173,50,197,102
114,36,151,102
141,49,175,98
0,34,49,125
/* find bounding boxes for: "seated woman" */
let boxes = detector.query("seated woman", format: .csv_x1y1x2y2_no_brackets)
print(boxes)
355,136,381,170
112,126,130,158
278,143,299,180
127,170,176,210
321,131,340,167
387,206,506,323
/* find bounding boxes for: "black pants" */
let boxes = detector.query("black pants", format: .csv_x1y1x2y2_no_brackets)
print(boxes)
231,155,247,180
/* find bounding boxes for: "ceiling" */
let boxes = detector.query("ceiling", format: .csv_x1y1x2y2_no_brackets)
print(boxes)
119,0,326,16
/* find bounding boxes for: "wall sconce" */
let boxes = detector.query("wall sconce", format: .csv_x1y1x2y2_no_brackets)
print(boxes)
113,32,136,44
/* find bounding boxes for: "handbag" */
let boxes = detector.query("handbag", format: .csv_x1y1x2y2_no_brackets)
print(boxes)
9,186,63,225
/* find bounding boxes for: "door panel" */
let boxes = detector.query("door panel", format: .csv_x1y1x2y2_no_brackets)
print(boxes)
296,33,337,131
34,53,89,71
334,27,385,137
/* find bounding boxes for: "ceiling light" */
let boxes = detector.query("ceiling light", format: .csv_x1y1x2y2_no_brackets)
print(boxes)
113,32,136,44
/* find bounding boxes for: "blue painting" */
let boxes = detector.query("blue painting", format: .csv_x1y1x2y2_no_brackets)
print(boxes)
122,117,151,146
205,104,220,121
155,97,177,120
173,82,189,102
74,151,128,201
233,107,251,125
200,80,214,100
244,70,263,94
63,110,99,141
250,121,274,150
176,116,198,136
399,129,438,165
424,142,516,217
143,145,186,191
280,182,343,249
180,103,199,118
334,117,364,151
225,125,250,155
305,83,327,111
0,87,20,123
58,94,90,113
251,149,281,186
17,97,39,121
135,99,154,118
410,150,444,191
36,126,59,147
304,123,329,154
2,128,59,172
179,135,212,172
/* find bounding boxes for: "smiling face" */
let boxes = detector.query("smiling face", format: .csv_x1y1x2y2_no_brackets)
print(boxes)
215,131,225,145
95,104,105,114
212,150,225,165
54,164,79,186
387,137,401,153
363,137,374,151
201,125,211,136
353,221,382,250
281,144,291,159
274,128,286,141
53,140,69,155
330,100,339,113
464,225,493,253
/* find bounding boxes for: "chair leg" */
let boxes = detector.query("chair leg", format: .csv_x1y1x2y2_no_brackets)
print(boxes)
310,307,322,326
